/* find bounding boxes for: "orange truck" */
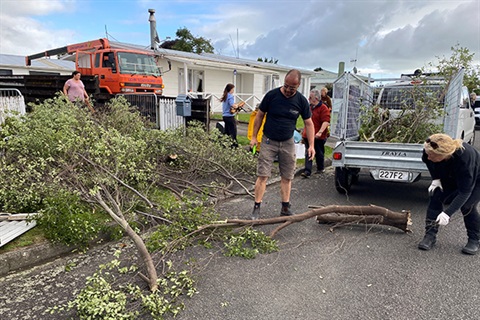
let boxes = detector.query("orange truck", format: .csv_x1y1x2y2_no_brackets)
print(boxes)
25,38,165,101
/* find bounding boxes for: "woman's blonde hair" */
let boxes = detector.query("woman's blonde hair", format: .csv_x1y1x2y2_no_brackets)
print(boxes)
424,133,464,155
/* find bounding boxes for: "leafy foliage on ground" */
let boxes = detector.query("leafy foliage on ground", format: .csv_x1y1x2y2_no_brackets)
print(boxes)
48,250,197,319
0,95,278,318
0,94,256,245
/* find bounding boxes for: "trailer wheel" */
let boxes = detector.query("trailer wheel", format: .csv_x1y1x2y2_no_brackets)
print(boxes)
335,167,353,194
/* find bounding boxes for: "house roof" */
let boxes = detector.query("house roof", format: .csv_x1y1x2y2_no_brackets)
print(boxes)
108,41,316,76
0,53,75,71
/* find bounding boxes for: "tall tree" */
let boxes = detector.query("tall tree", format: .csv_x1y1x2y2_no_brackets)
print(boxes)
429,44,480,93
161,27,214,54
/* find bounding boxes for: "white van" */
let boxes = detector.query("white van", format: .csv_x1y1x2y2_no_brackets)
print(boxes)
375,71,475,144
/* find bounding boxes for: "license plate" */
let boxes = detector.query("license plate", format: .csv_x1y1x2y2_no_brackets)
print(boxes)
378,170,409,181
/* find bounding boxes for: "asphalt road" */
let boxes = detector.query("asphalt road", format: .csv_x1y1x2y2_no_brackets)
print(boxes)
2,132,480,319
172,131,480,320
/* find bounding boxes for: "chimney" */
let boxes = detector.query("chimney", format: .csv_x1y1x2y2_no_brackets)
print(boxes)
148,9,159,50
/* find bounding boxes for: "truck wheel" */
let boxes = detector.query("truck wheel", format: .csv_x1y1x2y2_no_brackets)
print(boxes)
335,167,353,194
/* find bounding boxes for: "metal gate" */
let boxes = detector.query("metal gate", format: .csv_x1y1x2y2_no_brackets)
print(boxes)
0,88,26,124
116,94,185,130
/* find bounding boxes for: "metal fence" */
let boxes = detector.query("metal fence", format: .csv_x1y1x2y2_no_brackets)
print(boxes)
116,94,185,130
0,88,26,125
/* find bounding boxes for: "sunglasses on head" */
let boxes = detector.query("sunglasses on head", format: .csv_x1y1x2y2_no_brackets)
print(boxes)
425,138,439,149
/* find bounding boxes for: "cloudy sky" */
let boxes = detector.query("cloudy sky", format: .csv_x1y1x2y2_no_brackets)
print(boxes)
0,0,479,78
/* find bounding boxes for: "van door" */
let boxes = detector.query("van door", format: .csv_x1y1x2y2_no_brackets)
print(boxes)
459,86,475,143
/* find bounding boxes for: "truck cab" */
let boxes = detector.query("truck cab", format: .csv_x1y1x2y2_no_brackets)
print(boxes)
26,38,165,100
76,48,164,96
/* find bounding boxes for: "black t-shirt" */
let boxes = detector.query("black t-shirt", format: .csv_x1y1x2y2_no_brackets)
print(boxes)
259,88,311,141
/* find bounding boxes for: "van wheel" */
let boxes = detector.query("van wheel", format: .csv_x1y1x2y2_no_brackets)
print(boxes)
335,167,353,194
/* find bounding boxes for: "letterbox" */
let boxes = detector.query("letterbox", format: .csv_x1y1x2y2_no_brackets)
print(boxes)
175,94,192,117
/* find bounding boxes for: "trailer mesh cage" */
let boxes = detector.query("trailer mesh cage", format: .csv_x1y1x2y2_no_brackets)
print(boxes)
331,72,374,141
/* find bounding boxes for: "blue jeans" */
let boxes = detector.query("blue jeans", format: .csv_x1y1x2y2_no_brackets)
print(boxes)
303,137,326,175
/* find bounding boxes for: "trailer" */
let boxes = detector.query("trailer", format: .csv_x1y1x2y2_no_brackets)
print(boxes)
330,69,475,194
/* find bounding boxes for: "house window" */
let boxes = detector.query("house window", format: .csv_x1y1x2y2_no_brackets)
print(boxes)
179,68,204,93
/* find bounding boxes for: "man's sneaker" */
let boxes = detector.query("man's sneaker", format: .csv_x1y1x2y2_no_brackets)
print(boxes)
418,234,436,251
301,172,310,178
252,206,260,220
315,169,325,174
280,205,294,216
462,239,479,255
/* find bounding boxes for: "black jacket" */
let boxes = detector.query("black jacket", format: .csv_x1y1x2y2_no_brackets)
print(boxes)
422,142,480,216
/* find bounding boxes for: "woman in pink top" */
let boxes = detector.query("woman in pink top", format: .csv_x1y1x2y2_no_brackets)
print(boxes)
63,70,89,103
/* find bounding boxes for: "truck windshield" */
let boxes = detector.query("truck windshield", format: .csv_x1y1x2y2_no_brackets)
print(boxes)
379,85,444,110
117,52,162,76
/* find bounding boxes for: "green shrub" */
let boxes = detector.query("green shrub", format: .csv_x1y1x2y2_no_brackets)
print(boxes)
36,190,104,247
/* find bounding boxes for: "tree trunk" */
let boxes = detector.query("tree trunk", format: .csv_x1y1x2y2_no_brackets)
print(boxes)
94,193,158,292
200,204,411,238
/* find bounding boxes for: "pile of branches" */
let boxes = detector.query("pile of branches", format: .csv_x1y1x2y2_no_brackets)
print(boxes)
0,95,258,291
359,84,445,143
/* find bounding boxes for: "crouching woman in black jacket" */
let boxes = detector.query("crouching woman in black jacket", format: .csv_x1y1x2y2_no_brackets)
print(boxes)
419,133,480,255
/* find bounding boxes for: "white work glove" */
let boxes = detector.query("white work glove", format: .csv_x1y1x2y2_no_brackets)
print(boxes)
428,179,443,196
436,212,450,226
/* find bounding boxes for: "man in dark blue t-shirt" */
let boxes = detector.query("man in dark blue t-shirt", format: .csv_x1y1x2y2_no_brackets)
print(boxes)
249,69,315,220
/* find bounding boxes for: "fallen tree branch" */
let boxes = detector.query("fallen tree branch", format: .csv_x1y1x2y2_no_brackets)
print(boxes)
199,204,411,238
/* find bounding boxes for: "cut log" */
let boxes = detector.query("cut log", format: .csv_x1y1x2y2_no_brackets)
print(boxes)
311,205,412,232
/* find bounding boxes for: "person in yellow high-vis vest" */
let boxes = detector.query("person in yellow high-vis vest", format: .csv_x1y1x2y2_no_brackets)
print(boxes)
247,104,266,153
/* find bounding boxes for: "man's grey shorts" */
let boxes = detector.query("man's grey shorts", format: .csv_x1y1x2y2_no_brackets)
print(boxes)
257,135,296,180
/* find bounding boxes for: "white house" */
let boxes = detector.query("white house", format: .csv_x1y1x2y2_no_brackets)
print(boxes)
153,49,316,112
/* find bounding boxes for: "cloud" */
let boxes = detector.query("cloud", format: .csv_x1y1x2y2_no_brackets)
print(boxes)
1,0,70,16
0,14,75,55
0,0,76,55
0,0,478,78
204,0,480,75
